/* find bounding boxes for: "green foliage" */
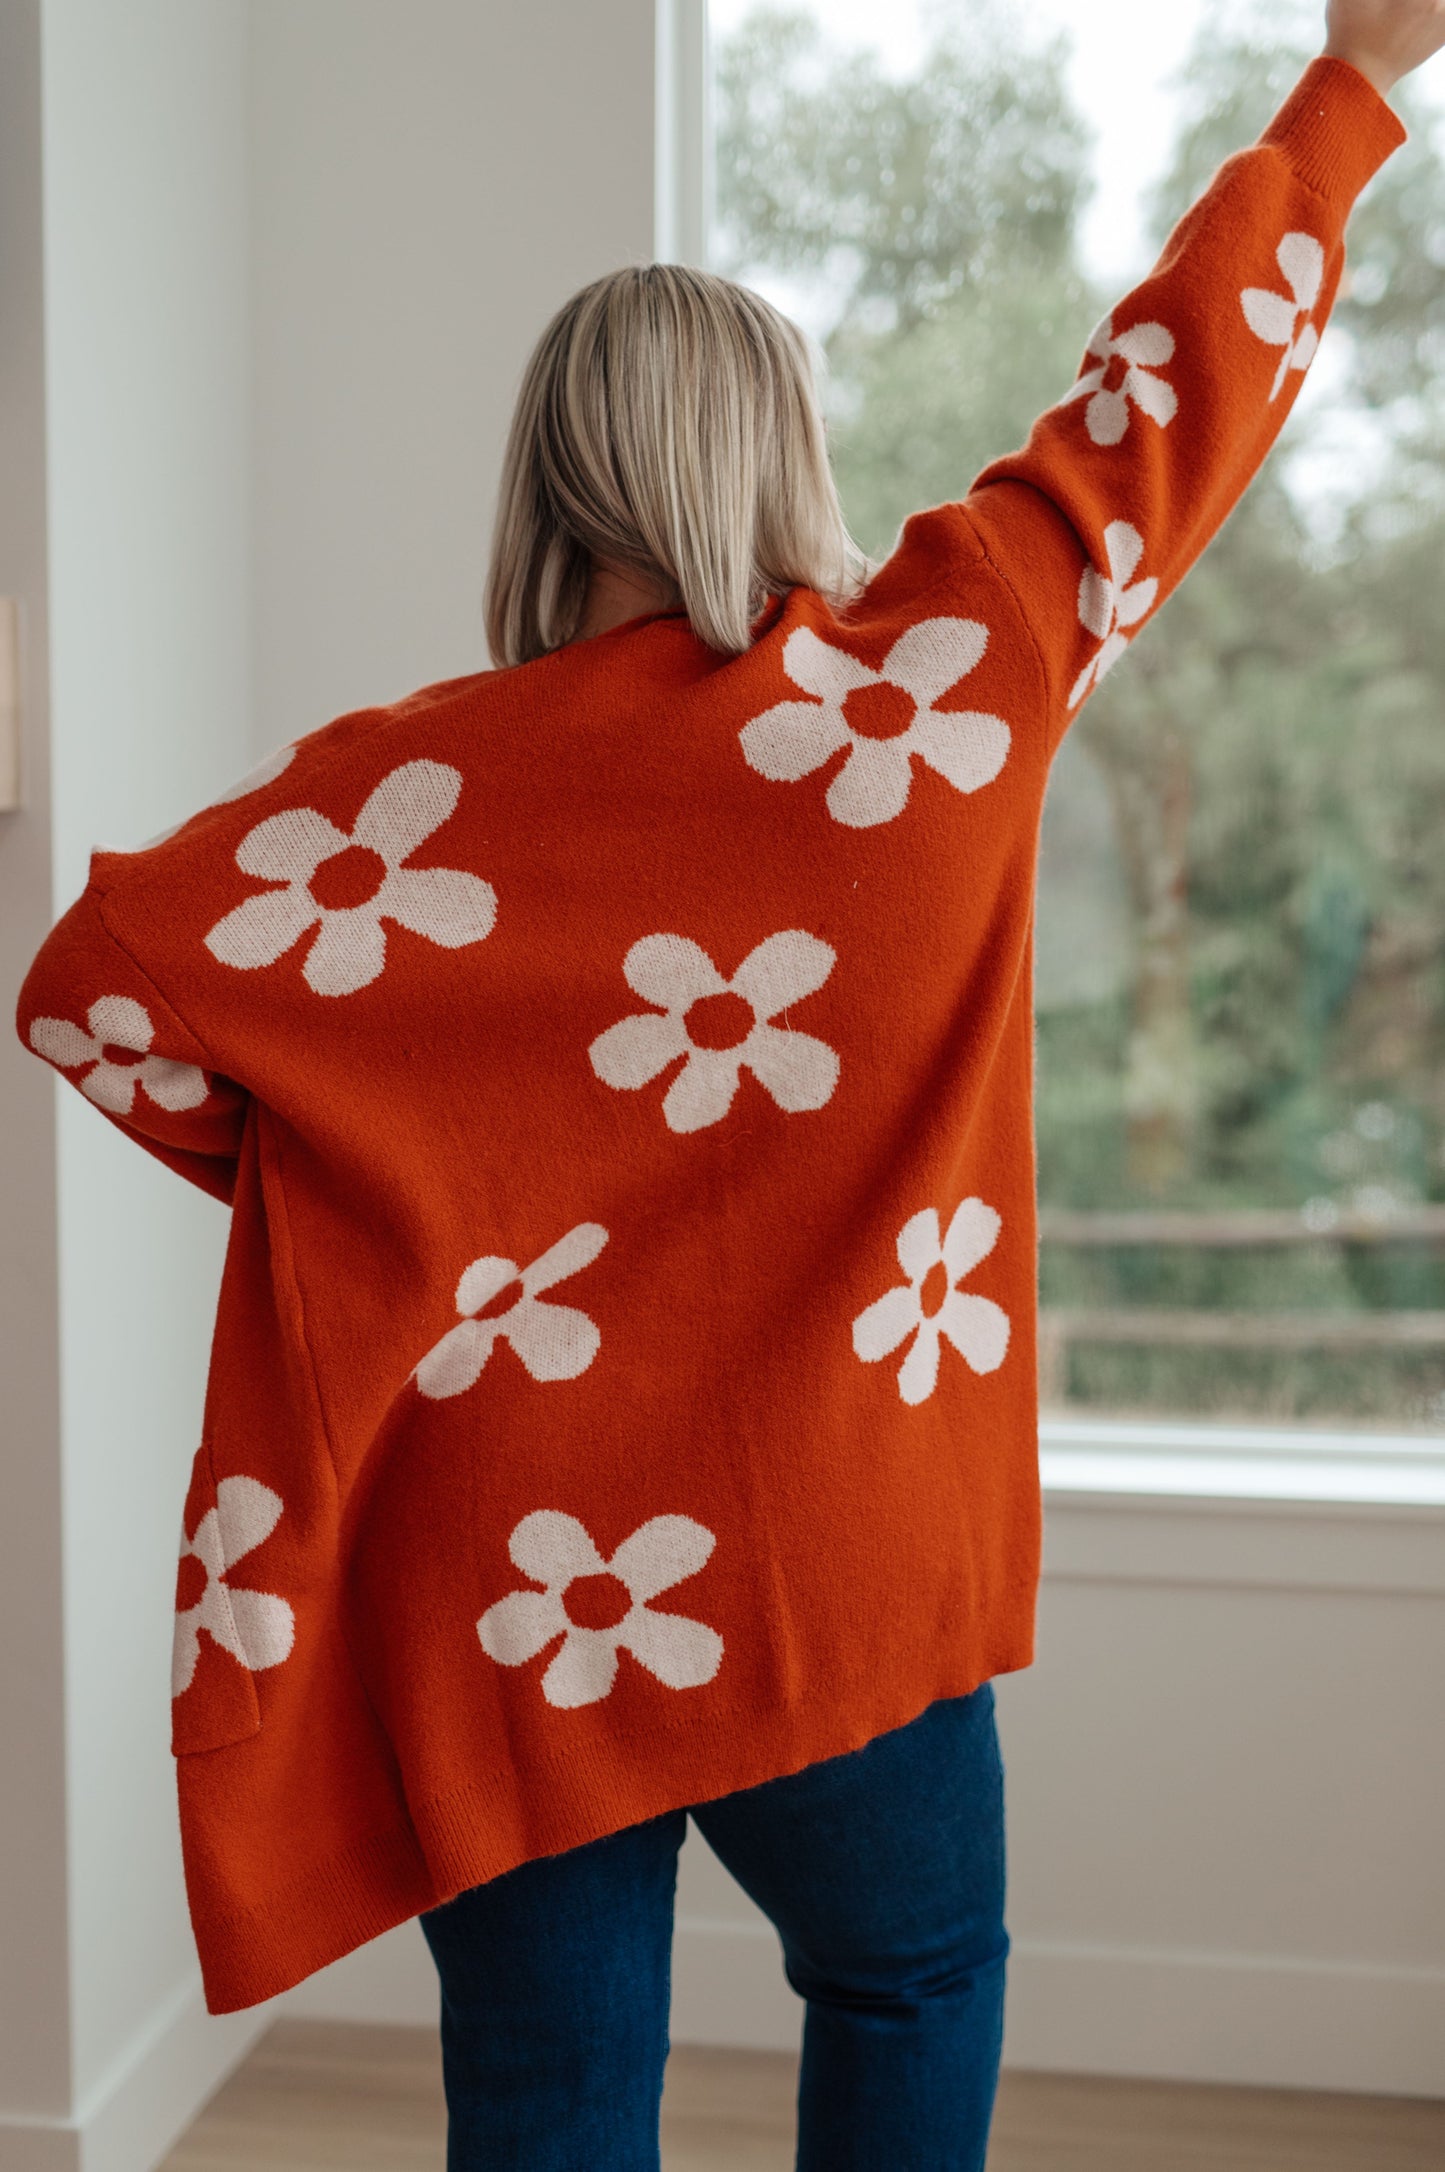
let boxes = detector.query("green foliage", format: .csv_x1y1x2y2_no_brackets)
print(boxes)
716,4,1089,326
825,271,1094,556
717,2,1445,1421
715,3,1095,555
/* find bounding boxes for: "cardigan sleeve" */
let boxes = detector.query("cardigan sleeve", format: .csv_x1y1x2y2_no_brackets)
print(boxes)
16,878,249,1204
962,57,1407,755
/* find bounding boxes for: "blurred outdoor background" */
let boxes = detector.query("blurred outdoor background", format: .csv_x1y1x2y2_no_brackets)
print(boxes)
712,0,1445,1427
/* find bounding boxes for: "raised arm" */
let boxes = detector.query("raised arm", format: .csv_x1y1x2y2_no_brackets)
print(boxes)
17,879,249,1203
963,26,1428,753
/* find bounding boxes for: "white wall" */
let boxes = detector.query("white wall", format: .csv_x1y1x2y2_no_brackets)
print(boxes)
248,0,657,750
0,8,265,2168
0,3,662,2167
999,1494,1445,2091
0,0,72,2141
662,1486,1445,2097
41,1,256,2116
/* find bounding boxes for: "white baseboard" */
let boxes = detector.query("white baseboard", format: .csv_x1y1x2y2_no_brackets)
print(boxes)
278,1914,801,2040
676,1921,1445,2099
0,2116,72,2172
1005,1939,1445,2097
278,1913,1445,2098
0,1977,266,2172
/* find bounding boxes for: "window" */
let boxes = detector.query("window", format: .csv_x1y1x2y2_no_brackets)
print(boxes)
709,0,1445,1432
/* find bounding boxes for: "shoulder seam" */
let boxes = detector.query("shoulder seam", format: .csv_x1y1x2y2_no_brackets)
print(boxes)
954,498,1058,738
94,886,229,1071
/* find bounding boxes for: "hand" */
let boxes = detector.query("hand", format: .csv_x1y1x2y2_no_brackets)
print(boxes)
1324,0,1445,95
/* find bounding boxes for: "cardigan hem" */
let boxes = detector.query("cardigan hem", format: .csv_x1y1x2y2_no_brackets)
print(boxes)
194,1817,438,2014
196,1634,1033,2013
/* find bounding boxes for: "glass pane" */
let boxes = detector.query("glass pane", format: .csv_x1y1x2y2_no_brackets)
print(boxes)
710,0,1445,1431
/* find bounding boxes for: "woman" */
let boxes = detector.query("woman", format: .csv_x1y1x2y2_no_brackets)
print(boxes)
16,4,1441,2167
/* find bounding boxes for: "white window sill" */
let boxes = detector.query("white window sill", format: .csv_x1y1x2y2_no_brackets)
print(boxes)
1036,1421,1445,1595
1040,1416,1445,1511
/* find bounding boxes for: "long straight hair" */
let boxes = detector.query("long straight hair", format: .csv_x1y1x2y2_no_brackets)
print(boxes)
484,263,866,666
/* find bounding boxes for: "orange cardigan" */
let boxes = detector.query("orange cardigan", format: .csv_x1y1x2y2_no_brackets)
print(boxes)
16,61,1404,2013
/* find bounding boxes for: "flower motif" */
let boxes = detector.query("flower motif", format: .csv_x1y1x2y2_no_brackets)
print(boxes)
204,758,497,997
416,1222,609,1397
739,619,1010,829
1067,520,1158,709
133,743,299,851
1241,231,1324,400
478,1509,723,1709
172,1475,295,1697
1062,313,1178,446
589,930,839,1135
28,995,208,1117
853,1197,1010,1406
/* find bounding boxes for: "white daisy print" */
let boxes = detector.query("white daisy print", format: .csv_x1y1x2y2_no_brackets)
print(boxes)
478,1509,723,1709
1241,231,1324,400
589,930,839,1135
28,995,208,1117
1067,520,1158,709
853,1197,1010,1407
416,1222,609,1398
136,744,300,851
172,1475,295,1697
204,758,497,997
1063,313,1178,446
739,618,1011,829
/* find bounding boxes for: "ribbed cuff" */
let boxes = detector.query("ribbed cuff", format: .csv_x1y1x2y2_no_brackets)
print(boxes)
1261,55,1408,206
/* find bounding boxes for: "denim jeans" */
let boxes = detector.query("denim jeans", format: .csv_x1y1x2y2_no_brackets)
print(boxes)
419,1681,1008,2172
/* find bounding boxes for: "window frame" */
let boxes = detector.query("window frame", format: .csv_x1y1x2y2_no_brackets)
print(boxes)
678,0,1445,1502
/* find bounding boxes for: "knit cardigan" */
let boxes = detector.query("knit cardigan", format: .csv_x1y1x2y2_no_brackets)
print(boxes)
16,61,1404,2014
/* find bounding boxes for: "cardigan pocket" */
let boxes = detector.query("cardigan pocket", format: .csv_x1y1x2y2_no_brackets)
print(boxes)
170,1441,296,1757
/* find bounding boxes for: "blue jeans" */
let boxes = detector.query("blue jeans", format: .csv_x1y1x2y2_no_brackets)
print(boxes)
419,1682,1008,2171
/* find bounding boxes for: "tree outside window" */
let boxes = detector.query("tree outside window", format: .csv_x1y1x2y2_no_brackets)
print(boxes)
712,0,1445,1427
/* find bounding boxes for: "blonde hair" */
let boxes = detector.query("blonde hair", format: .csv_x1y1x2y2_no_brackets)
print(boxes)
484,264,864,666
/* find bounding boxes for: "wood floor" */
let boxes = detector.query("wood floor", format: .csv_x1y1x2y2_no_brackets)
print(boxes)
159,2020,1445,2172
